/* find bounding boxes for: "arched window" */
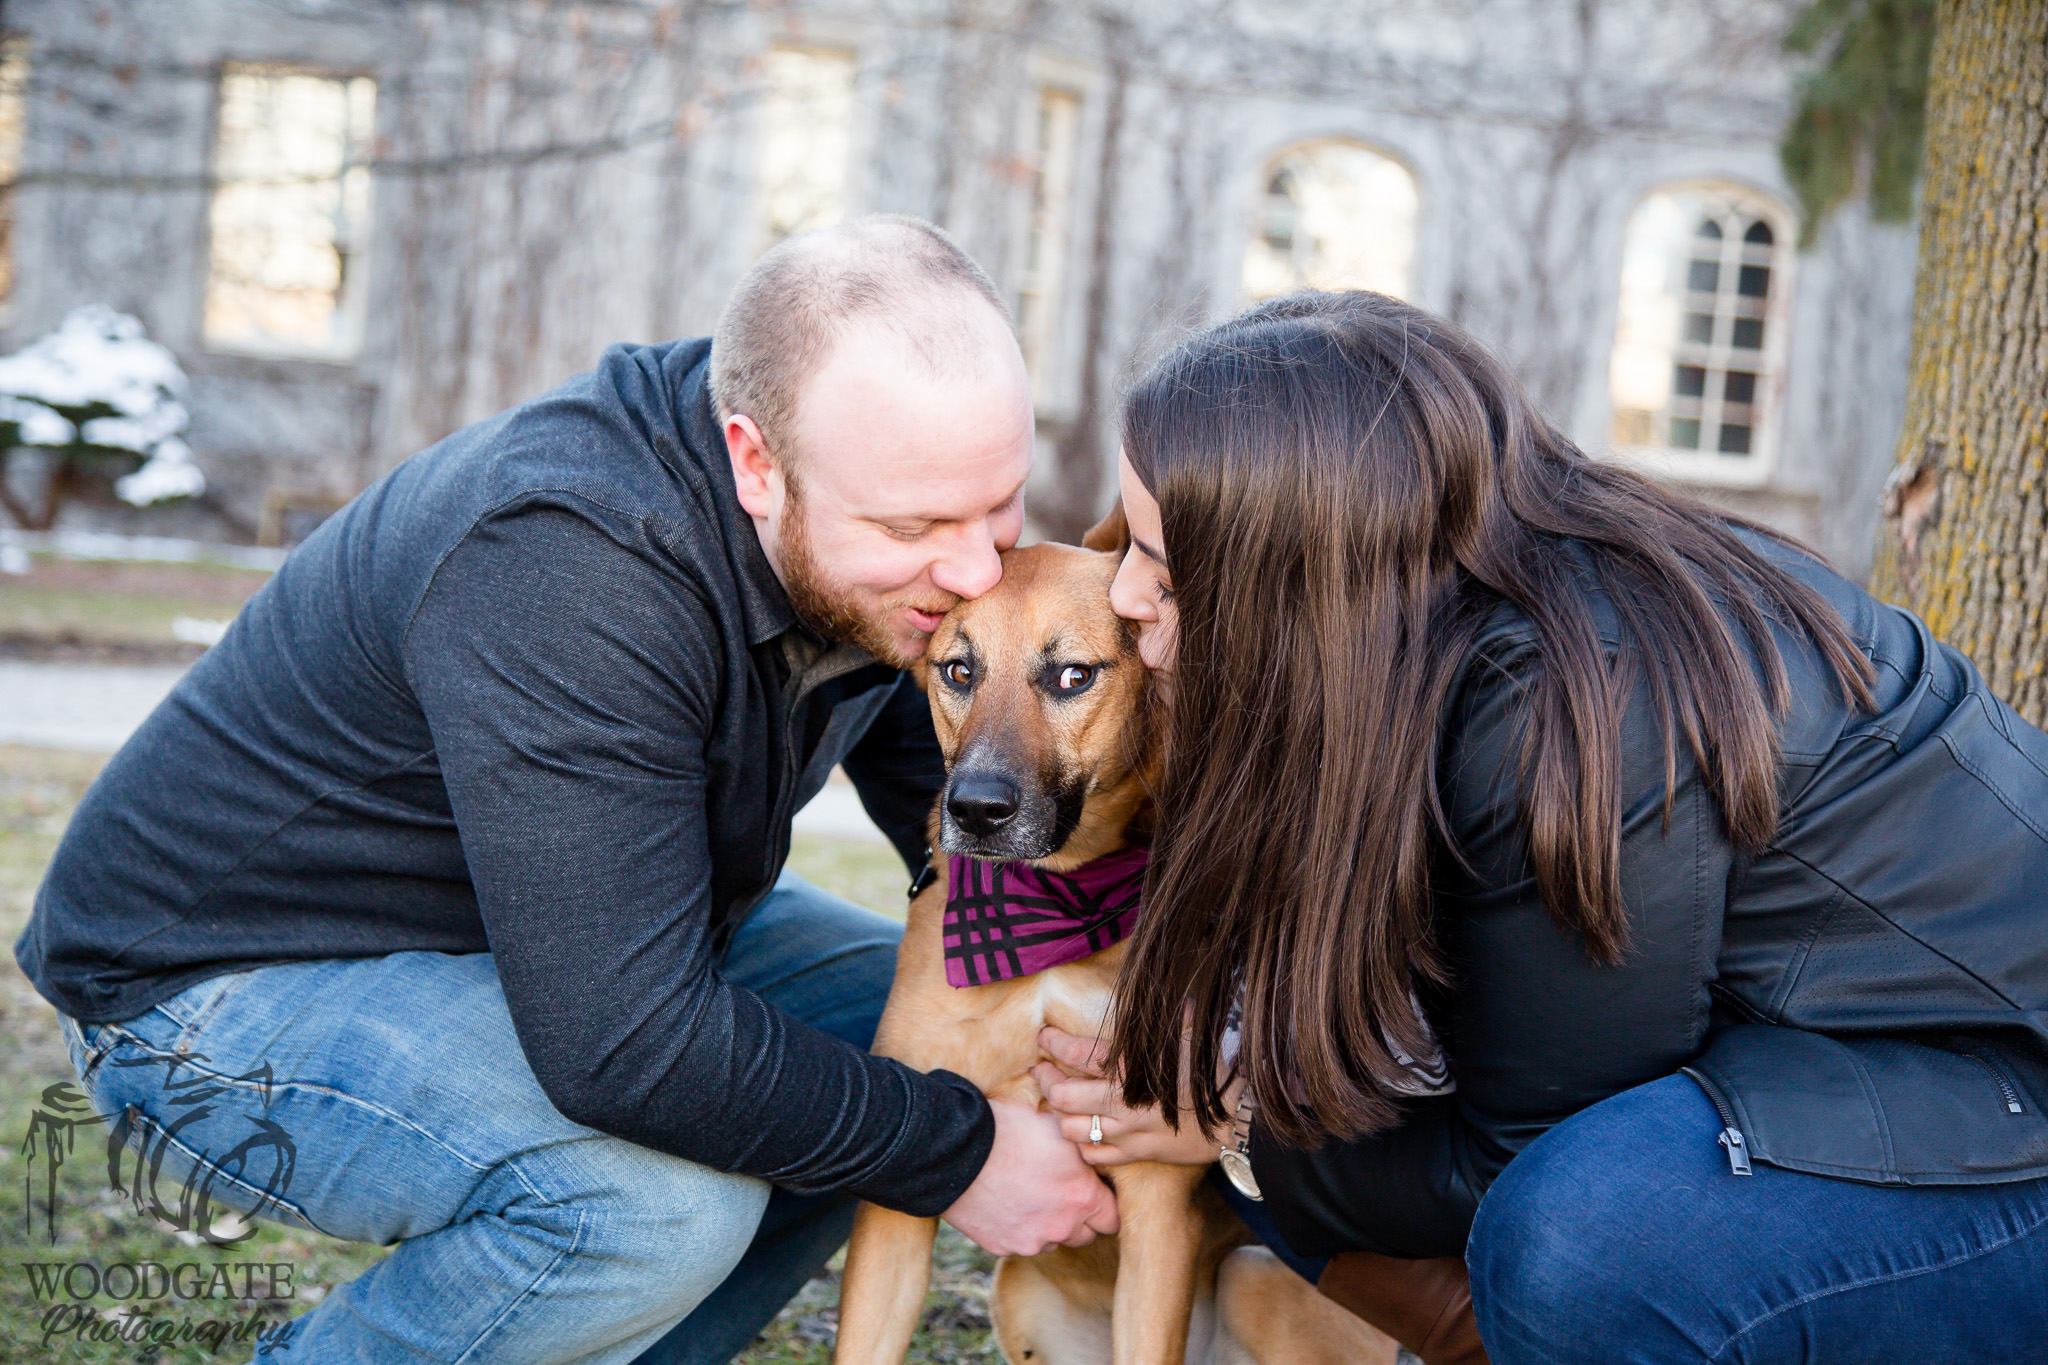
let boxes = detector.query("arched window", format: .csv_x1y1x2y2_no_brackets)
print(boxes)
1242,141,1418,301
1608,185,1795,482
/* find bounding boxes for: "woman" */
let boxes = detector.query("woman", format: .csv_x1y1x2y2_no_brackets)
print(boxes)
1030,290,2048,1364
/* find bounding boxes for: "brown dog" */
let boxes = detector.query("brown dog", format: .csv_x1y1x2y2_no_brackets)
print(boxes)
831,529,1397,1365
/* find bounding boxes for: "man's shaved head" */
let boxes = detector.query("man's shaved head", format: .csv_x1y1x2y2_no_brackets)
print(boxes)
717,214,1033,667
710,214,1014,466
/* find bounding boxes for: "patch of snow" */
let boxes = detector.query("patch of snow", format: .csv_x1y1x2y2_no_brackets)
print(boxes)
116,437,208,506
0,394,74,445
81,401,190,454
0,305,205,506
171,615,232,645
0,304,187,413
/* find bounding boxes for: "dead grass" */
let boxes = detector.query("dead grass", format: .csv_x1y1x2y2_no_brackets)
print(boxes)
0,558,271,663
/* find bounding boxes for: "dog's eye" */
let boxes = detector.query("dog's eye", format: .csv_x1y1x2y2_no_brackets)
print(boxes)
1054,665,1095,692
942,660,974,690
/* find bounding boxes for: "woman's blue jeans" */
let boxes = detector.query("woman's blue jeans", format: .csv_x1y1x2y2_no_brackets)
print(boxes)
57,869,900,1365
1464,1073,2048,1363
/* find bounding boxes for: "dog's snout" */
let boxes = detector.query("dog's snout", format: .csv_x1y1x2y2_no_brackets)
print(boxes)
947,773,1022,837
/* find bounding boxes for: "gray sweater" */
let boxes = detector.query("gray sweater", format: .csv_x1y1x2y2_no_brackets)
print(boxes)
16,337,994,1216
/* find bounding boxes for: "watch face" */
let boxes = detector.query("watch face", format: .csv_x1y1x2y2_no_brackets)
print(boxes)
1220,1148,1263,1201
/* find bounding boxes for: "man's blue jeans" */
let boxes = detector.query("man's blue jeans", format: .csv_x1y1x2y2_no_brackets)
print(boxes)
57,870,901,1365
1466,1074,2048,1362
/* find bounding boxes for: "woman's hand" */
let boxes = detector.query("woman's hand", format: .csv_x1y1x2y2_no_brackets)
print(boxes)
1030,1025,1240,1168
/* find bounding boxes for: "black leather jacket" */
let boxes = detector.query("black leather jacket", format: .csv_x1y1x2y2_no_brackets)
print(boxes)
1254,529,2048,1259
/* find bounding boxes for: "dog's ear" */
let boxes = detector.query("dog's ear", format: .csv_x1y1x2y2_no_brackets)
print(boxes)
1081,499,1130,554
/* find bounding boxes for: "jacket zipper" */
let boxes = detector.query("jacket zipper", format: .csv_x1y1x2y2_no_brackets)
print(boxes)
1680,1067,1753,1176
1968,1049,2026,1115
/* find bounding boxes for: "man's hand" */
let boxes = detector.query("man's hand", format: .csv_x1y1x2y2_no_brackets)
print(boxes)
1030,1025,1237,1168
942,1095,1120,1256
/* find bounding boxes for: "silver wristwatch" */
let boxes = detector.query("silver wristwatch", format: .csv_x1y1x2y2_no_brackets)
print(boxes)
1218,1085,1262,1201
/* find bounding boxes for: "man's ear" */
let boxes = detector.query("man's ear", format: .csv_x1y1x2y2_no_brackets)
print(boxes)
1081,499,1130,554
724,414,781,521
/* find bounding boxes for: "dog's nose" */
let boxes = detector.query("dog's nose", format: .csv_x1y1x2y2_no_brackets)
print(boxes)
947,773,1022,837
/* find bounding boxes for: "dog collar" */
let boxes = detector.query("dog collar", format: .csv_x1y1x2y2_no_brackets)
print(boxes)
941,845,1149,987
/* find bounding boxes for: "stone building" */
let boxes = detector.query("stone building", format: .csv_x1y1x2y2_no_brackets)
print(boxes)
1,0,1916,574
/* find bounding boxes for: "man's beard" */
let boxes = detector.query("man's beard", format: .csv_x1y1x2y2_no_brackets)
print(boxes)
778,485,957,668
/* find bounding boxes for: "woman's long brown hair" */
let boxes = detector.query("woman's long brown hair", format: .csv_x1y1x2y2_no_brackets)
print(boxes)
1106,290,1874,1148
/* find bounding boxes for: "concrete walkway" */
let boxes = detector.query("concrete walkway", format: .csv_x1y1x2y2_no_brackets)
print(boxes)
0,659,191,752
0,659,889,842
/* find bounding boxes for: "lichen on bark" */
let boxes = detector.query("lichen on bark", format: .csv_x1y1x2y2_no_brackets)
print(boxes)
1869,0,2048,725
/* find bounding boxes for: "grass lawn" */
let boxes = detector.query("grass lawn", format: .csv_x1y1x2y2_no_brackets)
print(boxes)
0,744,995,1364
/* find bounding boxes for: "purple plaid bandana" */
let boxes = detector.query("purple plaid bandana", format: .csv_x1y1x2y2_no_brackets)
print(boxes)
942,845,1150,988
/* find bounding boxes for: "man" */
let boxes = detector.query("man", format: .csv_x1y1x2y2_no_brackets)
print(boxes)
17,216,1118,1363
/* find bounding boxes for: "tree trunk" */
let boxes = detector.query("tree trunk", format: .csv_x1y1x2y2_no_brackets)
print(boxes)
1869,0,2048,724
0,450,72,531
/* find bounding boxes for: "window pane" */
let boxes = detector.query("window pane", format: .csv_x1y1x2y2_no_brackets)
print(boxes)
1611,407,1653,445
1260,168,1298,251
1242,142,1417,301
0,39,26,306
757,48,856,249
1016,87,1081,405
203,67,377,356
1607,185,1790,471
